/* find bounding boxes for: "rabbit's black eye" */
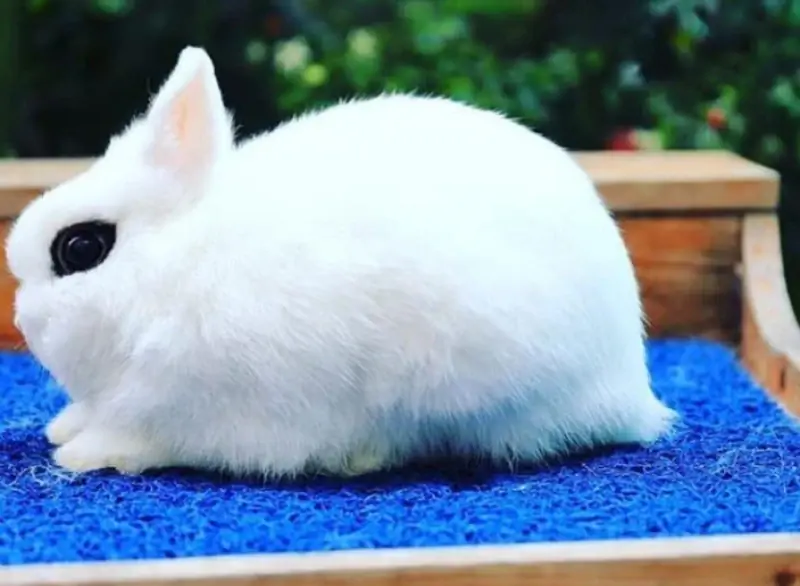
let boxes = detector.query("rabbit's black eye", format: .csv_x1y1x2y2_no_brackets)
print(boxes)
50,221,117,277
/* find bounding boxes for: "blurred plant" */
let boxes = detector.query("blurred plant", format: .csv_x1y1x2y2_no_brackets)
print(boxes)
8,0,800,167
255,0,800,171
268,0,584,137
6,0,800,310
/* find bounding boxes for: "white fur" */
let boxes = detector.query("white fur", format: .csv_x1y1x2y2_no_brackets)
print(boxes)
6,46,677,478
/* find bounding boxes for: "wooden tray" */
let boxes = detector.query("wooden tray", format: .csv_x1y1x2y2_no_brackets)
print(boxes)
0,151,797,586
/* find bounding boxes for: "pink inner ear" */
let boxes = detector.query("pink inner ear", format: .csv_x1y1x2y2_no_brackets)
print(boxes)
167,75,206,150
141,49,233,176
173,98,191,144
149,73,215,172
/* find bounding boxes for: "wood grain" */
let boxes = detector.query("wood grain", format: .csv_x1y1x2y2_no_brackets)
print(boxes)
0,220,17,349
741,213,800,416
0,158,93,218
2,533,799,586
619,216,742,342
577,150,779,212
0,151,779,218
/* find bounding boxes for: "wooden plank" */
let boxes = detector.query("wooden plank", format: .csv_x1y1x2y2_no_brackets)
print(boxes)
576,150,779,213
740,213,800,416
2,533,798,586
0,220,18,349
0,151,779,219
618,216,742,343
0,158,93,218
0,155,794,584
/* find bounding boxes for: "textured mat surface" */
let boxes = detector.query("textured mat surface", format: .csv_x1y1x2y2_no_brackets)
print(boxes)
1,339,799,565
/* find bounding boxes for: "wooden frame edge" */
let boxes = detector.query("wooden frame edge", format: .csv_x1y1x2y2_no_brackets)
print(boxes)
0,154,793,585
741,213,800,416
2,532,799,586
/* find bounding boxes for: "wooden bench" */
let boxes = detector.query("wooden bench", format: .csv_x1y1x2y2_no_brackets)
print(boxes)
0,151,797,586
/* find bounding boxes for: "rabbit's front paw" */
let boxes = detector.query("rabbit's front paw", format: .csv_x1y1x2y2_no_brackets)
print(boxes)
52,427,169,475
45,402,89,446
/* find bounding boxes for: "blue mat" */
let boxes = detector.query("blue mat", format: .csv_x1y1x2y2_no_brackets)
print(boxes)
1,338,799,565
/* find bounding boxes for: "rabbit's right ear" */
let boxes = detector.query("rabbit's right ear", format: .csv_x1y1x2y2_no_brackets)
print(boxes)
141,47,234,181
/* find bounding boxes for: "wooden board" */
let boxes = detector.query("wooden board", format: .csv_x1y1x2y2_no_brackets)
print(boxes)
2,533,799,586
741,214,800,416
577,150,779,212
620,216,742,342
0,158,94,218
0,151,795,585
0,220,17,349
0,151,779,218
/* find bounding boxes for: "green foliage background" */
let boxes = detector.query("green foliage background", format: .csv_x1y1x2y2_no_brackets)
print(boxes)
3,0,800,315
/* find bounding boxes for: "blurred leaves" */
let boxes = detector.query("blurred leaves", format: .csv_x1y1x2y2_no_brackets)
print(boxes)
5,0,800,169
4,0,800,224
6,0,800,311
255,0,800,183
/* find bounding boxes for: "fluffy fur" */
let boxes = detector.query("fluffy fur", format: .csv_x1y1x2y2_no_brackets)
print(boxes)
5,47,677,478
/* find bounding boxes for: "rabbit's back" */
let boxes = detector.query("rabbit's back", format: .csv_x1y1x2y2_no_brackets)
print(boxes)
185,94,648,419
227,93,607,229
218,93,627,299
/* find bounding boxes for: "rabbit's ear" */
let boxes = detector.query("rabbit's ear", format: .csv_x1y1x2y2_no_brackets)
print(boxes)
142,47,234,178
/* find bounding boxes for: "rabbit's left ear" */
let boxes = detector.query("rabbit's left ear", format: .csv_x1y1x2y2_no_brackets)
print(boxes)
142,46,234,178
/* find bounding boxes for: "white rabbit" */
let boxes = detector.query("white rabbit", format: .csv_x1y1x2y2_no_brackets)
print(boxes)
5,47,676,478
